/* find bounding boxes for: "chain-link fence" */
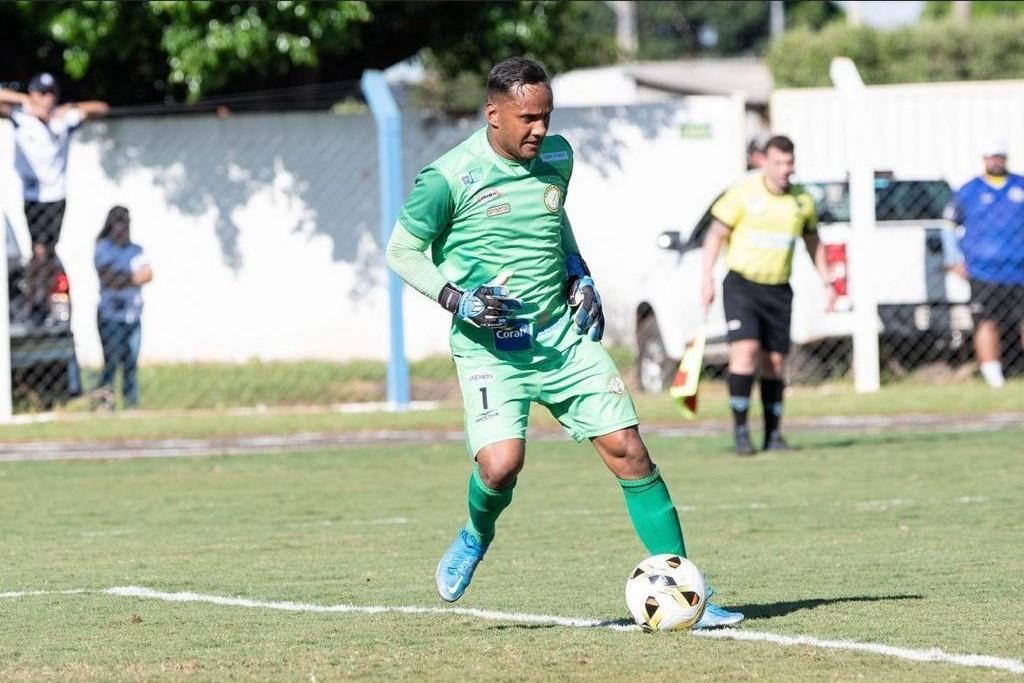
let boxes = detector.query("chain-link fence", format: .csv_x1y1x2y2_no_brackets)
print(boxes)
5,204,81,409
798,177,983,384
767,76,1024,389
9,77,1016,415
2,83,418,415
1,88,751,414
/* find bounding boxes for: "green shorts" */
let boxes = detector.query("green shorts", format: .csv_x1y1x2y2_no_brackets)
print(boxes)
454,338,640,457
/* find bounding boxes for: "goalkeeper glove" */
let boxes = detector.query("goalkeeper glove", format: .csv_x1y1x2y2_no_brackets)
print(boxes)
566,253,604,342
438,280,522,330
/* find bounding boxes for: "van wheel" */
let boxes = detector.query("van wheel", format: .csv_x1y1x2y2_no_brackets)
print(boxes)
636,315,675,393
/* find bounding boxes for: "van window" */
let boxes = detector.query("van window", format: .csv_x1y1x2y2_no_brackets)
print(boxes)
803,180,953,223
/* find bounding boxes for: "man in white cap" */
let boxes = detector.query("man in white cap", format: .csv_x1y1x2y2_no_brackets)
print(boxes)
0,73,108,311
944,137,1024,388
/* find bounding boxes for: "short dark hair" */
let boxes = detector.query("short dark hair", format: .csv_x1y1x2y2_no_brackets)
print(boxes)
765,135,795,155
486,57,549,98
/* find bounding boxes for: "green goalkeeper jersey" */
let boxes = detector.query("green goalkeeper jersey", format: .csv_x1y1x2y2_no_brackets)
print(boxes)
398,126,577,359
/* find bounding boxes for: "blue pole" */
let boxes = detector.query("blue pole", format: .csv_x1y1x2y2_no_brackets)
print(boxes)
361,70,410,409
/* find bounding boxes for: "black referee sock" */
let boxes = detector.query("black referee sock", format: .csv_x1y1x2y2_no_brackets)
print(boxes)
727,373,755,429
761,377,785,439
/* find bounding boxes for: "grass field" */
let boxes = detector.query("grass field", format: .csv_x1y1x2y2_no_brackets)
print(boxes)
4,377,1023,443
1,426,1021,681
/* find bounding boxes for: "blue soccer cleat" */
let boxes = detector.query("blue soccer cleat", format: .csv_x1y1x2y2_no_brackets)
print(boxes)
694,601,745,629
694,585,745,629
435,528,488,602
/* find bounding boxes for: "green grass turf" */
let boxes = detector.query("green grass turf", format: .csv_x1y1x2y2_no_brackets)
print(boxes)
2,376,1021,443
0,428,1021,681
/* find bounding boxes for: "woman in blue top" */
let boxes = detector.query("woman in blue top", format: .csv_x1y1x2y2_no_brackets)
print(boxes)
94,206,152,408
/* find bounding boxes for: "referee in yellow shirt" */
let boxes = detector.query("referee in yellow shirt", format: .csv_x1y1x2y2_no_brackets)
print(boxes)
701,136,836,455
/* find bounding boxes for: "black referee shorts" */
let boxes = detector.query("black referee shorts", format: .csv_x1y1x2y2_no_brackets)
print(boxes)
969,278,1024,327
722,270,793,354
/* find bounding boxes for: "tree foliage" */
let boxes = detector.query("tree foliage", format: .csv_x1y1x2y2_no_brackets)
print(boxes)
924,1,1024,20
635,0,839,60
768,18,1024,88
0,0,618,107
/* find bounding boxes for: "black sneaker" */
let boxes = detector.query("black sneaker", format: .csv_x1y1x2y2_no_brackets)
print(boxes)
763,432,793,451
733,426,756,456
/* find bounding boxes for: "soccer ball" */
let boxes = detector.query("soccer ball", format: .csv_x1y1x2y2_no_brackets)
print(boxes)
625,554,707,631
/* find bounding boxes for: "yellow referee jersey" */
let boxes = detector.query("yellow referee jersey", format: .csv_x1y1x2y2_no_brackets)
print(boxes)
710,173,817,285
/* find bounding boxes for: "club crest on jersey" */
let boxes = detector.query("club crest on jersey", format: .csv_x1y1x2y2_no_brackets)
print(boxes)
543,184,563,212
1010,186,1024,203
606,373,627,397
460,168,482,186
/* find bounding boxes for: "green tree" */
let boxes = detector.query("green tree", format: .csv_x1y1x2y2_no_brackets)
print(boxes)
0,1,618,108
924,1,1024,20
635,0,839,60
768,18,1024,87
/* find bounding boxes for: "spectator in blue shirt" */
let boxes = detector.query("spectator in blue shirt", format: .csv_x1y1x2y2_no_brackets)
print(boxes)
93,206,152,408
945,139,1024,388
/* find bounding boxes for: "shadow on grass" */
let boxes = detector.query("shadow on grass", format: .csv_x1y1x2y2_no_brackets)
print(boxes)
488,594,925,630
730,593,924,621
491,617,635,631
795,429,993,452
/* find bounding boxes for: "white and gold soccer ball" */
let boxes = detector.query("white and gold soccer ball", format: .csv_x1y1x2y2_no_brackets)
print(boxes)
625,554,707,631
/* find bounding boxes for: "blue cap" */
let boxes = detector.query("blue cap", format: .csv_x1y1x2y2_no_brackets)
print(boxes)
28,73,60,98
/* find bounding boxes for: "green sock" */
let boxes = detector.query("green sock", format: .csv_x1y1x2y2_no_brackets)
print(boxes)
618,466,687,557
465,466,514,546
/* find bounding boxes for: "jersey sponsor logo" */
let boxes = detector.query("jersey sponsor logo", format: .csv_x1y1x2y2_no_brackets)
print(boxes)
543,184,563,212
540,150,569,163
1010,186,1024,203
486,202,511,217
981,193,995,205
460,167,482,186
747,231,796,251
474,409,499,424
606,373,627,397
494,321,532,351
467,371,494,383
473,188,503,205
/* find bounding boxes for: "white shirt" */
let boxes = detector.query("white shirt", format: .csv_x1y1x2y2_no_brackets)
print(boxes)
10,105,83,202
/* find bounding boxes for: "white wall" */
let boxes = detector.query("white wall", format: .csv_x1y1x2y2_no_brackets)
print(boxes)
1,97,744,365
771,79,1024,186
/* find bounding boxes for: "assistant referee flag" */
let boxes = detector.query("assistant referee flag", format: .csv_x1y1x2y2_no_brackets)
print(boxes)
669,327,705,419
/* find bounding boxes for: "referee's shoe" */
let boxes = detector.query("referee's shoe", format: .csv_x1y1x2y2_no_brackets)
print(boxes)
733,425,756,456
764,431,794,452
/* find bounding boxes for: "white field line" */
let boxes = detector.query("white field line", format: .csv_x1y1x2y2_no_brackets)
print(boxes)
0,589,89,598
694,628,1024,674
2,586,1021,675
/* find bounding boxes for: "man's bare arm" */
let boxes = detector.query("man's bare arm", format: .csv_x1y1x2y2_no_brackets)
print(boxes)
802,231,837,311
701,219,731,313
58,100,110,121
0,88,27,118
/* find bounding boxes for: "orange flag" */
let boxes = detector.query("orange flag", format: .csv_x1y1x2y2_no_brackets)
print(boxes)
669,327,705,419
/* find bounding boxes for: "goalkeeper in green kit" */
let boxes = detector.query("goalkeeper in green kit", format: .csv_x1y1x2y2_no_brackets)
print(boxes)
386,57,743,628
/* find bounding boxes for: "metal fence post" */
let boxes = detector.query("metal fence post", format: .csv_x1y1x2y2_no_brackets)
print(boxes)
0,211,13,422
361,70,410,409
830,57,881,392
